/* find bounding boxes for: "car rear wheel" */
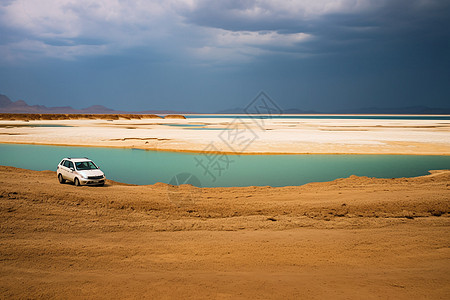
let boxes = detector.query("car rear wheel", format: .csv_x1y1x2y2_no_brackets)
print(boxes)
58,174,66,184
74,178,81,186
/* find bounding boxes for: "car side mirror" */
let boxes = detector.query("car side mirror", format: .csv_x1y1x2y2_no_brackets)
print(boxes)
70,167,75,172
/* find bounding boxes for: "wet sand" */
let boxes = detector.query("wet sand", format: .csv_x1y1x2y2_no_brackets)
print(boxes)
1,166,449,299
0,116,449,154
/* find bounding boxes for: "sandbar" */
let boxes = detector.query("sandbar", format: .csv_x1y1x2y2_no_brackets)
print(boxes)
0,115,449,155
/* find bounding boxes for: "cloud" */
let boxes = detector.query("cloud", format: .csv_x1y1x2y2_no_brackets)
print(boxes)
0,0,181,61
0,0,449,64
2,0,170,38
0,0,320,62
0,39,109,61
215,30,310,47
187,28,312,63
176,0,390,37
181,0,450,50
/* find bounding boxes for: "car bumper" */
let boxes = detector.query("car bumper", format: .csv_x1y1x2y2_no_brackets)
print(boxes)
79,178,105,185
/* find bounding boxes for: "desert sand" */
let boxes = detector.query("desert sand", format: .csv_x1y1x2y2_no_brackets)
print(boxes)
0,166,449,299
1,114,449,298
0,114,449,154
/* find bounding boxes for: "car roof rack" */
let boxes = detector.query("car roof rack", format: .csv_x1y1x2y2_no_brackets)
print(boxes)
66,157,91,160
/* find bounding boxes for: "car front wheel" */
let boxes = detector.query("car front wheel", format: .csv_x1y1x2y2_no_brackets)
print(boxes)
58,174,65,184
74,178,81,186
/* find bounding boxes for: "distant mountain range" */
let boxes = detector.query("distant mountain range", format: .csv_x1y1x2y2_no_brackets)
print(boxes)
216,107,319,114
334,106,450,115
216,106,450,115
0,94,193,115
1,94,449,115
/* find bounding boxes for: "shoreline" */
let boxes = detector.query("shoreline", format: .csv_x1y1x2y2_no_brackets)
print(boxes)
2,113,450,117
1,164,448,187
1,141,450,156
185,113,450,118
1,163,449,208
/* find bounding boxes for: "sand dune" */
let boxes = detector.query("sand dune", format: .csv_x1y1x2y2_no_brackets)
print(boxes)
163,114,187,119
0,113,163,120
0,166,449,298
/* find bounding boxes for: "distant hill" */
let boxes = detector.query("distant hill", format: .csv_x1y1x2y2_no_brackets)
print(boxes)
215,107,318,114
0,94,194,115
216,105,450,115
0,94,13,107
2,94,449,115
336,106,450,115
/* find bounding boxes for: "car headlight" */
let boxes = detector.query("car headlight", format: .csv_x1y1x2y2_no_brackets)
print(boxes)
81,174,88,179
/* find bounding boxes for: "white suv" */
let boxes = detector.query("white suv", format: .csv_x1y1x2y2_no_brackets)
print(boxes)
57,158,106,186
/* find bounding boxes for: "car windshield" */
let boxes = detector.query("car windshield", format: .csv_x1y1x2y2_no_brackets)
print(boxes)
75,161,98,170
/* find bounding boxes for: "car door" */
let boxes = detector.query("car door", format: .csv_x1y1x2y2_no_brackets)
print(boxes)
66,160,76,181
59,160,69,179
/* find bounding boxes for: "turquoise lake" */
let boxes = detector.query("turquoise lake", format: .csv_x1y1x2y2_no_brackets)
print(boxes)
186,115,450,120
0,144,449,187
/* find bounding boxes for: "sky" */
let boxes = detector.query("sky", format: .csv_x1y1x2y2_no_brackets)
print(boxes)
0,0,449,113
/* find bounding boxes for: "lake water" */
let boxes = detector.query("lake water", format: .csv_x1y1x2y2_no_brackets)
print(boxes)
186,115,450,120
0,144,449,187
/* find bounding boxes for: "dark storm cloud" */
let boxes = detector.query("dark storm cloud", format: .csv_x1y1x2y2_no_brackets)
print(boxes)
182,0,450,56
1,0,449,111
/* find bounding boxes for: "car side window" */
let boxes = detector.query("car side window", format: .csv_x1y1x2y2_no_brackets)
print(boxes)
68,161,74,169
63,160,69,168
60,160,66,166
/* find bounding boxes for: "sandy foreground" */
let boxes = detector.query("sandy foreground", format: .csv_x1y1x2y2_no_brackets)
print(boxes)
1,116,450,154
0,165,449,299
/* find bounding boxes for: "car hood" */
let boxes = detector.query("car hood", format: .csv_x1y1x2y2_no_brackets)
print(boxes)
78,169,104,177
